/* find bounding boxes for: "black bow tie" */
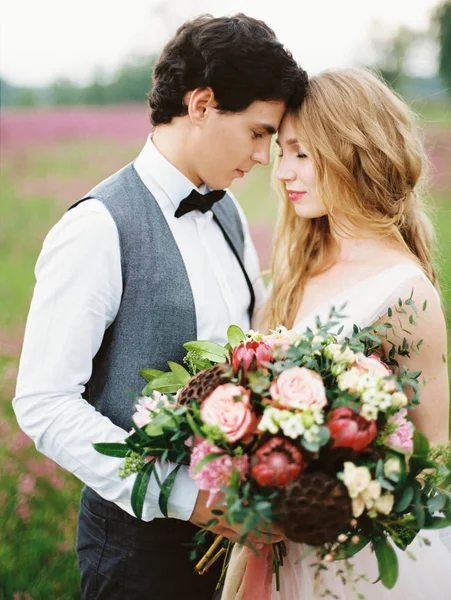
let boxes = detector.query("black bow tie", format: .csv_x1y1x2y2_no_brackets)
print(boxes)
174,188,226,218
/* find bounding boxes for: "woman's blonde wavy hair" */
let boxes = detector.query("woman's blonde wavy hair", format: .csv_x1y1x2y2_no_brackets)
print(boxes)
261,67,437,332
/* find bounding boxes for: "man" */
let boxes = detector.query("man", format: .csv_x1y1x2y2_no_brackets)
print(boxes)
13,13,308,600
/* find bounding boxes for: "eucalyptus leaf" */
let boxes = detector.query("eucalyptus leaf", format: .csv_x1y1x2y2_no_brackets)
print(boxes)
395,485,414,512
131,459,156,519
168,361,191,385
427,493,446,513
183,340,229,363
227,325,246,348
374,538,399,589
93,442,130,458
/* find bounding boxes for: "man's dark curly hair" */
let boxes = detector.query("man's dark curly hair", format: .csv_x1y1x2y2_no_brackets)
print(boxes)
148,13,308,126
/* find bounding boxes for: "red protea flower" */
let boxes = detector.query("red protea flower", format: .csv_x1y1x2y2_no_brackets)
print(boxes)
327,407,377,452
251,437,304,487
231,339,273,377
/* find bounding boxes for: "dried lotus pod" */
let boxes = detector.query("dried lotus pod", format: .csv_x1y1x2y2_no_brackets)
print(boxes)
177,363,232,405
276,470,352,546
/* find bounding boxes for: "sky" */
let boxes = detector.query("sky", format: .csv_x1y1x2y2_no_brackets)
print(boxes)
0,0,442,87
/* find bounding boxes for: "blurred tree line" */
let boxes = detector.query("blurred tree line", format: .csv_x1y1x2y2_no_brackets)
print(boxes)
1,55,157,108
368,0,450,101
1,1,450,108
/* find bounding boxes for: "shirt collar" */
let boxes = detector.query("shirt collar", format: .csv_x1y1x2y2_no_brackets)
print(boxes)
134,134,208,211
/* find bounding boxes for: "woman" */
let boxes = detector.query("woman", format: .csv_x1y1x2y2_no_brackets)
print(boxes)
223,68,451,599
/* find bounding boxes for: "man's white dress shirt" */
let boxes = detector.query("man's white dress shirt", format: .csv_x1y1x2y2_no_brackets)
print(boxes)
13,135,265,521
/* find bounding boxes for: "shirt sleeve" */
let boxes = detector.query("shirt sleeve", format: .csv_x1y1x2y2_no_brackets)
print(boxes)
227,191,269,315
12,199,199,521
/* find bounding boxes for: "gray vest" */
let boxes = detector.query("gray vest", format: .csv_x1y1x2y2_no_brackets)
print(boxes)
70,162,252,431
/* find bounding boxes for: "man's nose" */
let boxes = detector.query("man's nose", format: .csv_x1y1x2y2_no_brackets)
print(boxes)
252,142,271,167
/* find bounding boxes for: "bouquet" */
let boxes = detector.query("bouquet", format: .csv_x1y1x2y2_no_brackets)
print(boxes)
95,300,451,591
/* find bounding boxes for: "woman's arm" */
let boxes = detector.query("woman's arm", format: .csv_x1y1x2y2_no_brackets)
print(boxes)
381,276,449,444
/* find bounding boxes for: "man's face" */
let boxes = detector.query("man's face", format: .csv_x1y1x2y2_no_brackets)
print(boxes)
193,100,286,190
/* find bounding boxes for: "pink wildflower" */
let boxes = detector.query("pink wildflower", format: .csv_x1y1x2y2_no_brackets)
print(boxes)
189,440,249,507
386,409,414,452
18,474,36,495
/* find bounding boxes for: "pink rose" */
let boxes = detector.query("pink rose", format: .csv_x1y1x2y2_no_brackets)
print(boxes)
200,384,256,443
189,440,249,507
386,408,414,452
270,367,327,410
355,353,391,376
262,334,292,353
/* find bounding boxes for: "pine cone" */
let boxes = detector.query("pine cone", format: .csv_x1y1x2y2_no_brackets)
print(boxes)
177,363,232,405
276,471,352,545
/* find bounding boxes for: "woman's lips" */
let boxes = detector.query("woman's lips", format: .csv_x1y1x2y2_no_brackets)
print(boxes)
288,191,306,201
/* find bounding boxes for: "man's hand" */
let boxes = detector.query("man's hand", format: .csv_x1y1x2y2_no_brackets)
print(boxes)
189,490,284,546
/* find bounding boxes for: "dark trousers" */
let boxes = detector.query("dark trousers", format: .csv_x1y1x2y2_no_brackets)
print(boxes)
76,487,223,600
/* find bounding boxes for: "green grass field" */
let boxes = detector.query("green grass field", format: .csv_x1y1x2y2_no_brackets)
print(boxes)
0,104,450,599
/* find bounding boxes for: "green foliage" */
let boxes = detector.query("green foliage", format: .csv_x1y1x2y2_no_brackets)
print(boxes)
433,1,451,97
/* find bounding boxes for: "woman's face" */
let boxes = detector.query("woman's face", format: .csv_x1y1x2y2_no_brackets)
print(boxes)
275,114,327,219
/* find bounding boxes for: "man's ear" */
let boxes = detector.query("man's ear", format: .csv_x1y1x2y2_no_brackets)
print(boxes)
185,87,217,126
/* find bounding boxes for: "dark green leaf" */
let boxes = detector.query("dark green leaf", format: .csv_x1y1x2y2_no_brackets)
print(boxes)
158,464,182,518
413,431,430,458
422,300,427,312
333,534,370,559
423,516,451,529
131,459,155,519
413,488,425,529
388,307,393,318
186,412,204,438
374,538,399,589
93,442,130,458
395,485,414,512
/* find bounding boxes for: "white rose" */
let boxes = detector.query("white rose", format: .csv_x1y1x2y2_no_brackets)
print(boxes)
361,480,382,509
324,343,342,361
390,392,408,409
375,493,395,515
343,463,372,498
340,347,356,364
337,368,361,393
352,496,365,518
384,457,402,478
